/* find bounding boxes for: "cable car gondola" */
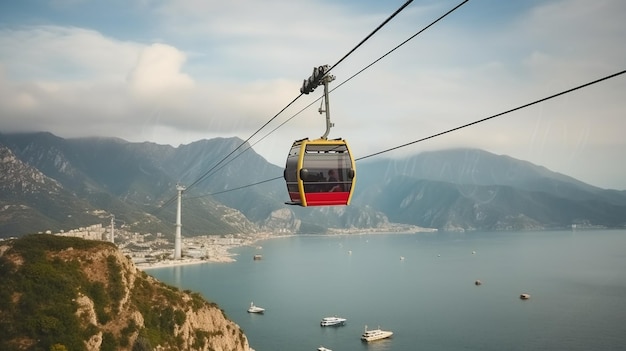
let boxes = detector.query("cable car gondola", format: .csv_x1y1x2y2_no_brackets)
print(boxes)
284,65,356,207
285,137,355,206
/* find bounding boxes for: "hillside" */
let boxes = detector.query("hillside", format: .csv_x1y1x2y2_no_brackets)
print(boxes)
355,149,626,231
0,234,253,351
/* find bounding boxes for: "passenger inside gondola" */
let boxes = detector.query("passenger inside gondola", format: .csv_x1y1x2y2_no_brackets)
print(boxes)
326,169,343,192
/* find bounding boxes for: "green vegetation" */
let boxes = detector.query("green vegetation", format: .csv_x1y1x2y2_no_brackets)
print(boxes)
0,235,133,350
106,255,124,313
0,234,243,351
101,332,118,351
0,234,106,350
86,281,111,323
130,271,191,348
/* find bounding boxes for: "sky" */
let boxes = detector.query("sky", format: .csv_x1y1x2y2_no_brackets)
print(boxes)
1,0,625,190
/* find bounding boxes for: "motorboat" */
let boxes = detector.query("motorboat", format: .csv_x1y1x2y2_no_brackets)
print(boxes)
317,347,332,351
361,325,393,342
320,316,347,327
247,302,265,313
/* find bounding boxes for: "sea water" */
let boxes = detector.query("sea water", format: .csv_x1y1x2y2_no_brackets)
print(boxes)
148,230,626,351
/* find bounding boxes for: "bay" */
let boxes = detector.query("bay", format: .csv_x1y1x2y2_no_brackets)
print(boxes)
148,229,626,351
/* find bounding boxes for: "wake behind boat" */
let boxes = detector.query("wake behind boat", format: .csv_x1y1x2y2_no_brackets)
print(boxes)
317,347,332,351
361,325,393,342
320,316,347,327
247,302,265,313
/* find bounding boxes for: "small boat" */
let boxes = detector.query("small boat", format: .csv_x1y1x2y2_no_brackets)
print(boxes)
253,254,262,260
320,316,347,327
247,302,265,313
520,293,530,300
361,325,393,342
317,347,332,351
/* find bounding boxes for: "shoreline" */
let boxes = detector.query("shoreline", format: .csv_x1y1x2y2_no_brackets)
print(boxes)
135,233,296,270
136,227,434,271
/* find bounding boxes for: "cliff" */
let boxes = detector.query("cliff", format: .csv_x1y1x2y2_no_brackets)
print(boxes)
0,234,254,351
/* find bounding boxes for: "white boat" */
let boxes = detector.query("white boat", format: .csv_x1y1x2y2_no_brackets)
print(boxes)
247,302,265,313
320,316,347,327
520,293,531,300
361,325,393,342
317,347,332,351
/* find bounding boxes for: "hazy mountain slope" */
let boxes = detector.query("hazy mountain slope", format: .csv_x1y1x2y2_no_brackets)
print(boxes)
355,148,626,205
168,138,286,222
0,145,105,236
1,132,625,236
0,133,263,237
365,175,626,231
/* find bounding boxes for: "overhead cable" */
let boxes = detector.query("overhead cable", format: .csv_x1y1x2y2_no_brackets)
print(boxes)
191,69,626,199
356,69,626,161
328,0,414,73
165,0,418,203
246,0,470,151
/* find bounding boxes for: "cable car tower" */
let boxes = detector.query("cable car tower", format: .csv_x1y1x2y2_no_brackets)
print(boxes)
174,183,185,260
284,65,356,206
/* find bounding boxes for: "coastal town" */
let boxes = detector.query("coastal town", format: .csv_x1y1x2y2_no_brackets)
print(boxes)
43,222,433,270
47,223,273,268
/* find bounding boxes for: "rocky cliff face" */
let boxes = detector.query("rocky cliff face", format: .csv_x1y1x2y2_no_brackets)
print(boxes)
0,145,63,194
0,234,254,351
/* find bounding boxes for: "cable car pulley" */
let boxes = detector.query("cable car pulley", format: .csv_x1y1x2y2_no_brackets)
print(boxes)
284,65,356,207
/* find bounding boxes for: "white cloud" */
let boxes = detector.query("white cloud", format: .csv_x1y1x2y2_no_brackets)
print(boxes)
0,26,140,81
127,43,195,103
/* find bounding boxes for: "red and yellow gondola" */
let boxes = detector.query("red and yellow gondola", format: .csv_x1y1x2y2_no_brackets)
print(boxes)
284,137,356,206
283,65,356,207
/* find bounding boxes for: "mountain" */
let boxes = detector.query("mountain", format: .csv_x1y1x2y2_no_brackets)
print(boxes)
354,149,626,231
1,132,625,237
0,234,253,351
0,133,274,237
0,144,106,235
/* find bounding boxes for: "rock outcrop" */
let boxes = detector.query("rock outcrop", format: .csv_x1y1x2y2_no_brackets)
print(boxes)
0,234,254,351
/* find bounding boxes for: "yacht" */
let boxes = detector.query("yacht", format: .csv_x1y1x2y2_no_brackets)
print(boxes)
247,302,265,313
361,325,393,342
320,316,347,327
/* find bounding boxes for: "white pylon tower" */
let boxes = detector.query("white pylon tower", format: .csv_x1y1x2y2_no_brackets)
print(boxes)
174,184,186,260
110,215,115,243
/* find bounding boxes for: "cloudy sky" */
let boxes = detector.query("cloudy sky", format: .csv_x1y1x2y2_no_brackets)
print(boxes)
1,0,625,190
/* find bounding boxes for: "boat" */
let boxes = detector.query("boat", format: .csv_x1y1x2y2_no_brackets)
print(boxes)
317,347,332,351
247,302,265,313
361,325,393,342
520,293,531,300
320,316,347,326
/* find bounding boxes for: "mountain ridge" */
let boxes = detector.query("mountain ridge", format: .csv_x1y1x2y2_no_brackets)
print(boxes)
1,132,625,237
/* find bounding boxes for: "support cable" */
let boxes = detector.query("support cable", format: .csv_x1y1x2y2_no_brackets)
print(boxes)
244,0,471,153
189,69,626,199
327,0,414,73
201,0,470,180
356,69,626,161
157,0,418,209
